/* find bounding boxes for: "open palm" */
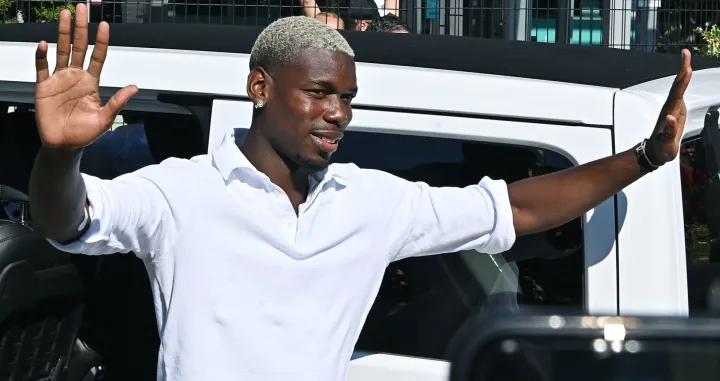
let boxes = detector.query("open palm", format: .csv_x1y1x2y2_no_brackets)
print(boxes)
647,49,693,165
34,4,138,150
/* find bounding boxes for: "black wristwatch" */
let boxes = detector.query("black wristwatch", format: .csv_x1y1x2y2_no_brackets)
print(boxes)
635,138,660,172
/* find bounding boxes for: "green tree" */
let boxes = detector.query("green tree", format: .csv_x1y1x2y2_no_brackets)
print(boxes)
34,2,76,22
0,0,14,22
694,23,720,58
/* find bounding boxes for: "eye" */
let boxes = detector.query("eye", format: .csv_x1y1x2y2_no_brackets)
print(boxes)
306,89,328,97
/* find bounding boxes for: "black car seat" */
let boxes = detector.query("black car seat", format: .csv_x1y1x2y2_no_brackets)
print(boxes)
0,184,101,381
0,108,103,381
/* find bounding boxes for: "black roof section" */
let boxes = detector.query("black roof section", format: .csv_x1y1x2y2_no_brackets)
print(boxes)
2,22,719,89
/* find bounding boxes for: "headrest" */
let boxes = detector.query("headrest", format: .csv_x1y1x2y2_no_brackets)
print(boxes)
0,184,29,203
144,113,204,162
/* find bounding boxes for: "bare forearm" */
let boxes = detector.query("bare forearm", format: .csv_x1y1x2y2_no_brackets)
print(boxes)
29,147,88,242
384,0,399,14
508,146,646,236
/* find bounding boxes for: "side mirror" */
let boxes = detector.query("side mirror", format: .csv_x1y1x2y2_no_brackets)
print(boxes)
448,313,720,381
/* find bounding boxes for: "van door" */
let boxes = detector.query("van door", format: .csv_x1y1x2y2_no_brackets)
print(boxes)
210,98,619,381
614,68,720,317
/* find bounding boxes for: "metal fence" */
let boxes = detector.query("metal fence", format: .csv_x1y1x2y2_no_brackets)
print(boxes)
2,0,718,54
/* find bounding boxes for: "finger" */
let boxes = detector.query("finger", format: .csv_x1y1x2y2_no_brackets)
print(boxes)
54,9,73,72
100,85,139,125
680,48,692,71
70,4,89,69
35,41,50,83
87,22,110,79
670,50,693,101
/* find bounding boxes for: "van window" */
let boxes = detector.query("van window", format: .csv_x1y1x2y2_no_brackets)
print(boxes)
0,106,39,221
79,110,205,381
81,110,205,179
332,131,585,360
680,136,720,316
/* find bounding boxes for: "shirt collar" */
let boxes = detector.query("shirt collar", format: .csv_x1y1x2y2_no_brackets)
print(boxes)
211,131,347,187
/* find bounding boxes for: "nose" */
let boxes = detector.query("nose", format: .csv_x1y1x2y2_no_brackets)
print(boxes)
323,96,351,129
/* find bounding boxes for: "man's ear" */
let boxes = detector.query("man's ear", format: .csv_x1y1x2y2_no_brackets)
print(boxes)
247,67,270,107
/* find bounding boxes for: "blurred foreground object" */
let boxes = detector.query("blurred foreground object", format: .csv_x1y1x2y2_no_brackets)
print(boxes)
449,312,720,381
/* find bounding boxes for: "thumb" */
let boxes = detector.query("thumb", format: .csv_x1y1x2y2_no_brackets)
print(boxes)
664,114,680,141
100,85,139,126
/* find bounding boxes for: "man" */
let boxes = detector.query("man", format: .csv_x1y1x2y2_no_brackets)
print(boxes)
345,0,379,30
31,5,691,381
366,13,409,33
314,11,345,29
297,0,344,30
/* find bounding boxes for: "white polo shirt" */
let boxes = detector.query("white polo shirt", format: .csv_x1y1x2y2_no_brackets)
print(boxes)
50,131,516,381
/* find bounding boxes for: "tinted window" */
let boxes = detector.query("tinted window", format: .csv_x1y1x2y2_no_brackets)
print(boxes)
680,136,720,316
81,111,205,179
332,131,585,360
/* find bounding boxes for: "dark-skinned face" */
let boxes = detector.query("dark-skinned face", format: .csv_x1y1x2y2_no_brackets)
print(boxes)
247,48,357,171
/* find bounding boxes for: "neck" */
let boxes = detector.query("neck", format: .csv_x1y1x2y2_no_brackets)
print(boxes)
239,128,311,200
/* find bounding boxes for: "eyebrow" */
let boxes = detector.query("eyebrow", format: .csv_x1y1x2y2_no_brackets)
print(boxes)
309,79,358,96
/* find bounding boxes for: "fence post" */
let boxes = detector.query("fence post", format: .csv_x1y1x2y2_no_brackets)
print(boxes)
603,0,633,49
403,0,419,33
448,0,464,35
556,0,571,43
634,0,660,52
504,0,532,41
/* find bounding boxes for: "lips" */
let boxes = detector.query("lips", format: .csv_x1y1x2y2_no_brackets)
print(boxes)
310,129,344,153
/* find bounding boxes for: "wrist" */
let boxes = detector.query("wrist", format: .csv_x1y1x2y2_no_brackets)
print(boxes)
39,145,84,157
38,146,85,168
635,139,660,172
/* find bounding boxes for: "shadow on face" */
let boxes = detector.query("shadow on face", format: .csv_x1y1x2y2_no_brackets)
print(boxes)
247,48,358,171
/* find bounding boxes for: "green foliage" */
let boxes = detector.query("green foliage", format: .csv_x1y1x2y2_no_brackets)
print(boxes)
0,0,13,20
34,2,75,22
693,23,720,58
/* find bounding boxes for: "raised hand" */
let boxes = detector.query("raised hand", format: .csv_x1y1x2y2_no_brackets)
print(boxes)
34,4,138,151
647,49,693,165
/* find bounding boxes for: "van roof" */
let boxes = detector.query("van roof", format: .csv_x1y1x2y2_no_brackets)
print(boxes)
3,23,720,89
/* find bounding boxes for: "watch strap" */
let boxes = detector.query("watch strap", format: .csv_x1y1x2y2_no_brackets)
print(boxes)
635,139,659,172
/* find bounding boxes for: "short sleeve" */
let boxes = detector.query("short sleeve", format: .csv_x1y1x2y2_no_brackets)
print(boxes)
47,171,176,261
389,176,516,262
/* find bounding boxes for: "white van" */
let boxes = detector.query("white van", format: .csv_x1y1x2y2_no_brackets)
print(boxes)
1,22,720,381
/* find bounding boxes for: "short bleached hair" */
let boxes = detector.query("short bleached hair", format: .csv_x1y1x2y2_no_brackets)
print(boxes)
249,16,355,70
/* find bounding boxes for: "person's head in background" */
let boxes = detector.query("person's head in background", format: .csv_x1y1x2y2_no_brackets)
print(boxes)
366,13,409,33
314,12,345,29
345,0,380,30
